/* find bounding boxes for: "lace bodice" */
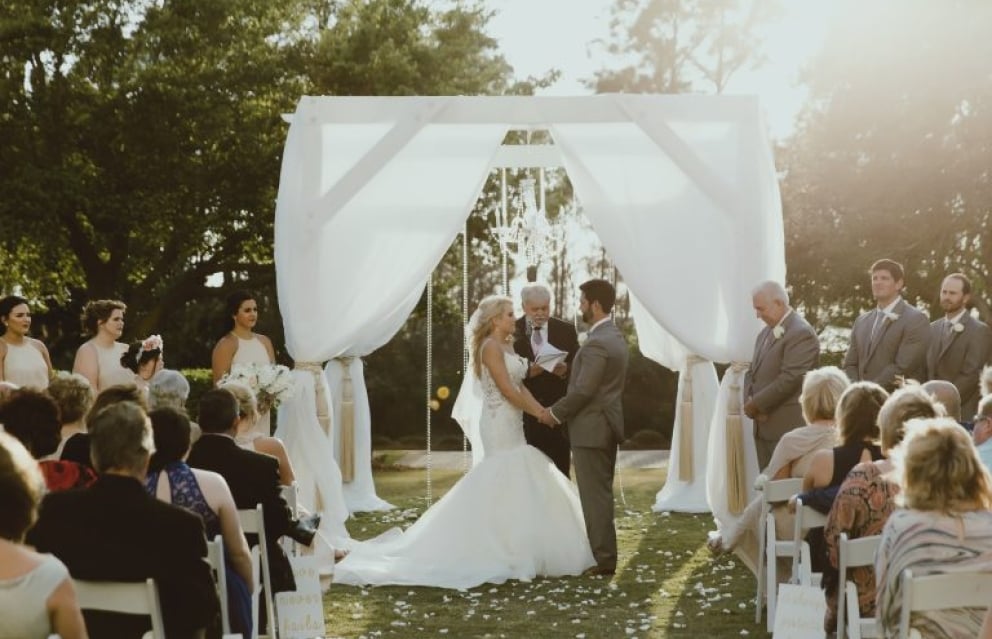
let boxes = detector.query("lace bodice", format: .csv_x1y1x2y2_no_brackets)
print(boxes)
479,349,528,453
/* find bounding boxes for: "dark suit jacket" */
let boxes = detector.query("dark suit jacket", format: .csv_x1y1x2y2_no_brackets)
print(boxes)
926,313,992,419
843,298,930,390
551,320,628,449
187,433,296,593
513,316,579,428
744,311,820,442
26,474,218,639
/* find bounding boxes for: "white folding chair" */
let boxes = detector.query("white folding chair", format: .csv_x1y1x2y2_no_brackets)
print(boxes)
755,477,803,628
239,504,276,639
73,578,165,639
837,533,881,639
207,534,231,635
248,546,261,639
279,482,299,557
898,568,992,638
792,497,828,586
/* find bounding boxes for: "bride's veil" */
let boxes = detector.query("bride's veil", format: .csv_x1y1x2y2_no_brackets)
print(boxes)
451,308,485,466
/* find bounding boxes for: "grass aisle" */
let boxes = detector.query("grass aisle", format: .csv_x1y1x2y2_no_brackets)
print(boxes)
323,467,769,638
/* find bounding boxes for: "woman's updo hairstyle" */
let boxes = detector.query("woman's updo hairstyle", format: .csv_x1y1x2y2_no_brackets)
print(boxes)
470,295,513,378
81,300,126,336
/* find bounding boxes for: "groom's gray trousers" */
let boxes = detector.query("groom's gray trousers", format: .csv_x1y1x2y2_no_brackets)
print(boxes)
572,444,618,570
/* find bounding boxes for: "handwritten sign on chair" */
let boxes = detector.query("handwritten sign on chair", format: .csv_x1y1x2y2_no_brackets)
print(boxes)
276,556,326,639
773,583,826,638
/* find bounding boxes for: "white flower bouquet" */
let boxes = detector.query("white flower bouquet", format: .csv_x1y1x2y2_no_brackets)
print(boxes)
220,362,297,413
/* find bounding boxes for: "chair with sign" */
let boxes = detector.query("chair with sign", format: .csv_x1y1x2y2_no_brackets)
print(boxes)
792,496,829,587
837,532,881,639
239,504,276,639
898,568,992,638
73,578,165,639
756,477,804,630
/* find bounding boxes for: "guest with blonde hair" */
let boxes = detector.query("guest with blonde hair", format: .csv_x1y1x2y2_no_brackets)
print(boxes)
220,380,296,485
708,366,850,574
876,418,992,636
0,431,87,638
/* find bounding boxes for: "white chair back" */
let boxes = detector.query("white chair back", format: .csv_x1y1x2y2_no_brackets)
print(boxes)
73,578,166,639
898,568,992,638
755,477,803,628
792,497,829,586
239,504,276,639
837,533,881,639
207,534,231,635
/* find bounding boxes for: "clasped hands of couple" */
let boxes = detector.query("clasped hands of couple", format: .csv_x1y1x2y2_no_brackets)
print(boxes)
536,407,559,428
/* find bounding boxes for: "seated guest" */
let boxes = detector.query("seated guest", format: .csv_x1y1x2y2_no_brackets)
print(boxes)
148,369,201,442
793,382,888,572
221,380,296,485
822,385,942,632
802,381,889,494
146,407,253,636
973,395,992,472
0,432,87,639
708,366,850,574
46,372,95,458
27,402,218,639
188,388,318,598
876,417,992,637
60,383,146,469
0,388,95,491
921,378,963,425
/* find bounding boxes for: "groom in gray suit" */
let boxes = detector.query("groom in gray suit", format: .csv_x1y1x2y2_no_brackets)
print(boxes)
743,281,820,470
540,279,628,576
843,259,930,391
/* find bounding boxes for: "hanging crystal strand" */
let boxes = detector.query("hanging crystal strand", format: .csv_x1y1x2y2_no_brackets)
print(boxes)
462,221,470,474
500,168,509,295
610,260,627,507
426,274,433,507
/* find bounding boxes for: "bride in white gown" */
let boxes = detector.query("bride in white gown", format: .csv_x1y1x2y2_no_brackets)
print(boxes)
334,295,595,589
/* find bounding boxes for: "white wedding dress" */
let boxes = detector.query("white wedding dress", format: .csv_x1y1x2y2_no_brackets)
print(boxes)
333,349,595,589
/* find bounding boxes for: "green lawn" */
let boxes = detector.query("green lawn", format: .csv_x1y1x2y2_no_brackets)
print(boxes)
323,467,770,638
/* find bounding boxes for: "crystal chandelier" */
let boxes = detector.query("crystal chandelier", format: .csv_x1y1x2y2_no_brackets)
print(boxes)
492,177,563,268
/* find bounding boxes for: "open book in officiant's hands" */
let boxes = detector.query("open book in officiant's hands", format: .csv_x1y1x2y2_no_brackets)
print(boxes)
534,341,568,372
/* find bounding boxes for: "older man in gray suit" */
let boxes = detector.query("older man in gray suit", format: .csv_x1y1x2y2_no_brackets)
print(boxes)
843,259,930,391
540,279,628,576
743,281,820,470
925,273,991,419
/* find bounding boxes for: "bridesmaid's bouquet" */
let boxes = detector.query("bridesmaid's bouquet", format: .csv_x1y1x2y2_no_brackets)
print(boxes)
220,363,297,413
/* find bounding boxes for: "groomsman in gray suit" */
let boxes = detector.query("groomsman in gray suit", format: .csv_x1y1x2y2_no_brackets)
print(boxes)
843,259,930,391
743,281,820,470
925,273,991,420
540,279,628,576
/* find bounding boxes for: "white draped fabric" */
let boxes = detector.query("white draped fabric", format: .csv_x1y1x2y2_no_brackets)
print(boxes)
630,294,717,512
274,95,784,534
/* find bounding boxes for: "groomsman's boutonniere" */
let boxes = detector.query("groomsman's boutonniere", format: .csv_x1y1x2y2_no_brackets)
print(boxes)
577,332,589,346
884,311,900,322
772,325,785,339
952,322,965,333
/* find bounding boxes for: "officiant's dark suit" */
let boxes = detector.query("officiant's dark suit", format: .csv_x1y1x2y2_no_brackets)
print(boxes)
514,314,579,476
188,389,298,594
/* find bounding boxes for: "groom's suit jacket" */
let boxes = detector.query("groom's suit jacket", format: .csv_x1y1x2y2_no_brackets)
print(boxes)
743,310,820,443
551,320,628,449
843,298,930,391
925,312,991,419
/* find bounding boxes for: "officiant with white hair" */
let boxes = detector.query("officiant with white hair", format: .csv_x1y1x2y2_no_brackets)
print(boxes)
513,283,579,477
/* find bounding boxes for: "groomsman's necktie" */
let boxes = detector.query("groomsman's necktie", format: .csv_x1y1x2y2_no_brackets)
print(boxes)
940,318,955,351
869,310,883,346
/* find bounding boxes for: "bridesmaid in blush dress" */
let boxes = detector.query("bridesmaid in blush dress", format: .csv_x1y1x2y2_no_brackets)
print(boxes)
72,300,133,392
0,296,53,390
211,290,276,437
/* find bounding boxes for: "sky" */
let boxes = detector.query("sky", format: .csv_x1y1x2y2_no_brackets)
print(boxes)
486,0,838,139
